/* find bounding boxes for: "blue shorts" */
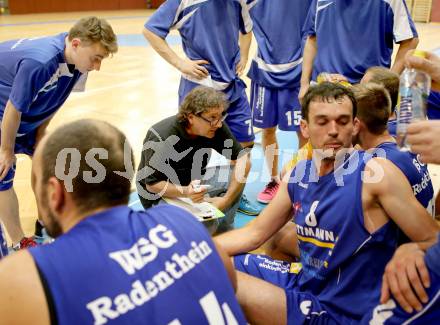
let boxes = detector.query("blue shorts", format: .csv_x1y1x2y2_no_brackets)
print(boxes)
361,268,440,324
251,83,301,132
0,131,36,191
427,91,440,120
234,254,338,325
179,79,255,143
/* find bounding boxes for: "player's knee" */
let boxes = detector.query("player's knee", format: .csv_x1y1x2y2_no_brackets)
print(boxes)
263,127,277,136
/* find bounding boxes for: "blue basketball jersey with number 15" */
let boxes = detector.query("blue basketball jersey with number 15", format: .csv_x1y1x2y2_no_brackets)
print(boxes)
288,151,400,322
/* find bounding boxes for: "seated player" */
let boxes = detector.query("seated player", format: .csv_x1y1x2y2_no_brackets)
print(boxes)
361,48,440,325
215,83,439,324
0,119,247,324
360,66,400,137
354,83,434,218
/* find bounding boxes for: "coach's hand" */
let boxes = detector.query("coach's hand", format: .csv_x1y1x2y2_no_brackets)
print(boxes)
380,243,430,313
177,58,210,79
186,180,208,203
0,148,16,181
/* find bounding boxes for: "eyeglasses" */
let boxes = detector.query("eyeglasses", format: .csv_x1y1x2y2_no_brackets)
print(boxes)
197,112,228,127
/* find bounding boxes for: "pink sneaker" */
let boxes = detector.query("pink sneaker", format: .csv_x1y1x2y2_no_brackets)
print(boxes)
257,180,280,204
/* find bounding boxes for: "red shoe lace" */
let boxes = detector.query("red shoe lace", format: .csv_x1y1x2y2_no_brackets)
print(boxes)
19,237,38,249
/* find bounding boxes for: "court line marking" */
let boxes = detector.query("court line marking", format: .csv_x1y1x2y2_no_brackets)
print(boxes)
68,77,150,99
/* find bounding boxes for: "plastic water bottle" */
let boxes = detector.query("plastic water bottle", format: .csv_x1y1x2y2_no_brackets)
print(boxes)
396,50,431,151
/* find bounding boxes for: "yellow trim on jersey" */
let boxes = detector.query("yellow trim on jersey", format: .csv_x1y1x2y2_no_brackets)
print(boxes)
286,141,313,170
297,234,335,249
289,262,302,274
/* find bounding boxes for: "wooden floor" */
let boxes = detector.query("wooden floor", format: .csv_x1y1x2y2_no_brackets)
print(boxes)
1,10,440,237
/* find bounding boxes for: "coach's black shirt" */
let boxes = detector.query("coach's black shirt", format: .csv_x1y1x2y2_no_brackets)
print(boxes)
136,115,242,208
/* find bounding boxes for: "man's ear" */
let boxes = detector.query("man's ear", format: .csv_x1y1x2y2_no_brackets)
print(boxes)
186,113,195,125
70,38,81,50
47,177,66,215
352,117,361,136
300,119,310,140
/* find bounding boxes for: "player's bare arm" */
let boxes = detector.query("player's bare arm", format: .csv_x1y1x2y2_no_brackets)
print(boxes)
363,158,439,242
236,32,252,76
214,179,294,256
299,35,317,100
0,100,21,180
391,37,419,75
0,251,50,325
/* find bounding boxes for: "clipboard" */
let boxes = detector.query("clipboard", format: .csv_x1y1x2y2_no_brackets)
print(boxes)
163,197,225,222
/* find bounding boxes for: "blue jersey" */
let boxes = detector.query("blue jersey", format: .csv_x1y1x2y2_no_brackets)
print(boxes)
246,0,312,89
375,142,434,215
30,205,246,325
303,0,417,83
387,119,397,137
145,0,252,101
427,91,440,120
0,33,83,135
288,151,400,321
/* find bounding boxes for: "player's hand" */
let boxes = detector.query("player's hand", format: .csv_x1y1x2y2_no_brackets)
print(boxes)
177,58,210,79
405,50,440,92
407,120,440,164
205,196,228,211
298,83,309,102
186,180,208,203
380,243,430,313
322,73,348,83
236,56,248,76
0,148,16,181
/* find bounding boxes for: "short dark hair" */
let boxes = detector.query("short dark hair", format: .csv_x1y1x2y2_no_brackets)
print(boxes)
177,86,228,124
41,119,134,213
353,83,391,135
364,67,399,113
301,82,357,121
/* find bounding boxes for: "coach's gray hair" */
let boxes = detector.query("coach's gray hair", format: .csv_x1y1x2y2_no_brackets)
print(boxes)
177,86,228,124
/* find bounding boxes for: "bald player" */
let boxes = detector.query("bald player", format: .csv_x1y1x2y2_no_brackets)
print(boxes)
0,120,246,324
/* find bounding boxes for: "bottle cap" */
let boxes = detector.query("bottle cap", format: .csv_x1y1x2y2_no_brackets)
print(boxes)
413,50,427,59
